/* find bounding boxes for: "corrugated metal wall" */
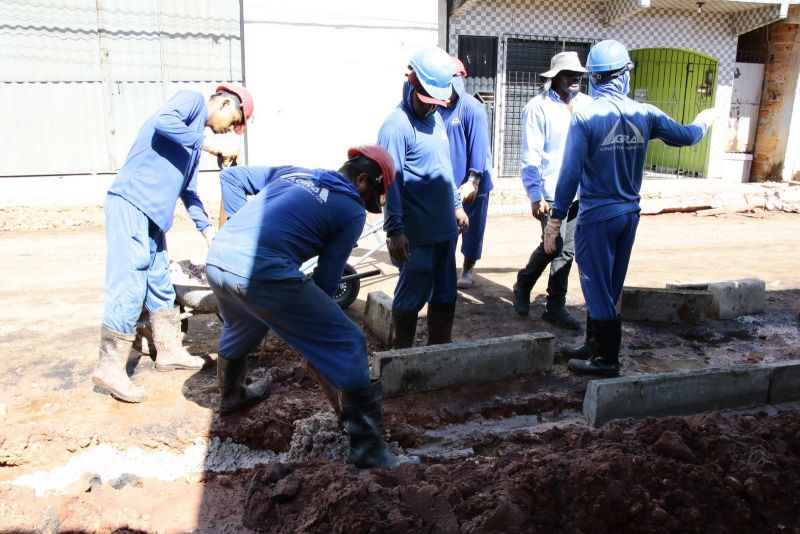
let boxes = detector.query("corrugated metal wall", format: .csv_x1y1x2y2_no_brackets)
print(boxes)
0,0,242,176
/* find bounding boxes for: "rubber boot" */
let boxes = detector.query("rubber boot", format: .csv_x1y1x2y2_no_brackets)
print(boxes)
339,380,419,468
512,282,532,317
563,313,595,360
132,310,156,360
217,356,271,414
426,303,455,345
391,309,418,349
568,317,622,377
91,326,147,403
306,361,341,416
150,307,206,372
541,303,581,330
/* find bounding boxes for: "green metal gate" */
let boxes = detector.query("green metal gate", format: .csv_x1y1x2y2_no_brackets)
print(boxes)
628,48,718,177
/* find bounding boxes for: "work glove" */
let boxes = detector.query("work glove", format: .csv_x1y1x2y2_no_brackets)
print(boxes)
202,227,217,248
455,208,469,234
695,108,719,129
531,199,551,222
202,130,241,160
387,233,411,267
458,180,479,204
543,218,562,255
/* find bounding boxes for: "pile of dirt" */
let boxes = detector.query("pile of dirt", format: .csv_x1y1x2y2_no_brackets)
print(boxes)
241,411,800,533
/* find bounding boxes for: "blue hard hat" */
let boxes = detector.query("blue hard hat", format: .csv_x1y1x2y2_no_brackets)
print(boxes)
586,40,633,73
409,47,454,101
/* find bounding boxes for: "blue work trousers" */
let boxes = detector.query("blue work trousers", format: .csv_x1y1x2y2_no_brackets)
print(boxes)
459,193,490,262
102,194,174,334
393,239,457,313
575,211,640,321
206,265,370,391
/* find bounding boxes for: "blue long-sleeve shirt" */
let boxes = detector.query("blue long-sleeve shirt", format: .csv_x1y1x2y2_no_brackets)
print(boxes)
219,165,272,217
437,79,494,193
521,89,592,202
206,166,365,297
107,90,211,233
378,81,462,245
552,75,708,223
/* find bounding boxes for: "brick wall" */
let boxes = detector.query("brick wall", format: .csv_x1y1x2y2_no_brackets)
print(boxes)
751,7,800,181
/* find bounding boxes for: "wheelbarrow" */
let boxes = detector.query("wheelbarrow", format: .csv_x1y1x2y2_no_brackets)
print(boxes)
172,217,388,331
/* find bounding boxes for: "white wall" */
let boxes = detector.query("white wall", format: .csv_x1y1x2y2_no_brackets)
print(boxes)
242,1,440,170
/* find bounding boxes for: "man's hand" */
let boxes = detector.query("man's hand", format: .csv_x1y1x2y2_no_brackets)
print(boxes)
387,233,411,266
458,180,479,204
531,199,550,221
455,208,469,234
202,227,217,248
543,218,562,255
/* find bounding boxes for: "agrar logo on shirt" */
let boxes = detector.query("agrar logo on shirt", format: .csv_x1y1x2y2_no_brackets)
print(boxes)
278,172,329,203
600,119,644,151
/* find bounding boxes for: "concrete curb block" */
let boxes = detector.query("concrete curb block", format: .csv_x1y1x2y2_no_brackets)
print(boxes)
765,359,800,404
620,287,712,323
372,333,554,397
667,278,765,319
583,360,800,427
583,365,771,427
364,291,393,347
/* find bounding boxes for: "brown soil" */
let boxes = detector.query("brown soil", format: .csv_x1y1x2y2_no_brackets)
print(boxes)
1,206,799,533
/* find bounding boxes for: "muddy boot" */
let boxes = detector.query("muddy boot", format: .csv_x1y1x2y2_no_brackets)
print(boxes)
217,356,271,414
568,317,621,377
91,326,147,403
340,381,419,468
306,361,341,416
563,313,595,360
426,303,455,345
150,307,206,372
391,309,418,349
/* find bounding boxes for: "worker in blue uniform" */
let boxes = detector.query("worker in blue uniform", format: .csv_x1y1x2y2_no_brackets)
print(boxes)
513,51,592,329
379,46,469,348
438,57,494,290
205,145,416,468
545,40,716,376
92,84,255,403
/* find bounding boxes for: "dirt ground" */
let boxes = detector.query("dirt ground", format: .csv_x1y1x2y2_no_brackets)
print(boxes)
0,206,799,533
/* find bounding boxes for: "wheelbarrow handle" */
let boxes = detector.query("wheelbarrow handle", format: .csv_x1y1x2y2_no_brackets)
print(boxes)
339,268,381,283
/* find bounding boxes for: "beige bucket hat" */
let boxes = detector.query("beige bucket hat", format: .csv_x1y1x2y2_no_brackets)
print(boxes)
541,51,587,78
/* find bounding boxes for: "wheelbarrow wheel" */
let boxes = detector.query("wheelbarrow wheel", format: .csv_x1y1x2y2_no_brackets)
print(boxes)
334,264,360,310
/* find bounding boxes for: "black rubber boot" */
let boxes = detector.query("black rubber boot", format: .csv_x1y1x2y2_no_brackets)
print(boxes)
512,282,532,317
340,381,419,468
563,313,595,360
217,357,271,414
541,304,581,330
426,303,455,345
568,317,622,377
391,309,418,349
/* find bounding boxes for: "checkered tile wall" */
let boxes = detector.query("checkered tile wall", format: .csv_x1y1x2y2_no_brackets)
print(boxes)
449,1,737,85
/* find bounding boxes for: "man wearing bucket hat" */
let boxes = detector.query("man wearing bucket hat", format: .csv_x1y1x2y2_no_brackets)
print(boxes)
205,144,417,468
438,57,494,290
92,84,254,404
545,40,717,377
513,51,591,331
378,46,468,348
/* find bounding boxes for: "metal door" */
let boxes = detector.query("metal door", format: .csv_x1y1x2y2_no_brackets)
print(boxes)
499,36,591,177
629,48,718,177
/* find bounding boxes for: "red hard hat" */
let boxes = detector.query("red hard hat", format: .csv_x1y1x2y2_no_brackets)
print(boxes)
451,56,467,77
347,144,396,194
216,83,254,135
